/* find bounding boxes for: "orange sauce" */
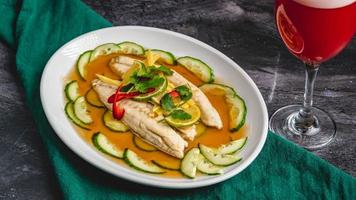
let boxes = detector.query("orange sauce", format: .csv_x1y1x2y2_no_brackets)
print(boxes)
66,54,247,178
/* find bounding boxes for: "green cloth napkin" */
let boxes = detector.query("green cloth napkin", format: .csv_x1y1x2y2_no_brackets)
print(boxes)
1,0,355,199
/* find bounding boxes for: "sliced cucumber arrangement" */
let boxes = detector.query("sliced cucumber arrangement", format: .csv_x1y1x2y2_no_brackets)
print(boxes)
73,96,93,124
118,41,145,56
76,50,92,80
124,149,165,174
180,148,200,178
92,132,124,158
85,88,105,108
177,56,214,83
65,80,80,102
64,102,90,130
152,160,180,171
200,83,247,132
197,154,223,175
218,137,247,154
150,49,176,65
90,43,121,61
66,41,250,179
103,110,129,132
199,144,241,166
133,136,157,152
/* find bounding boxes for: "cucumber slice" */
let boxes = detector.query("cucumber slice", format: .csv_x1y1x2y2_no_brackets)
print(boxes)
133,136,157,152
90,43,121,61
180,148,200,178
103,110,129,132
124,149,165,174
150,49,176,65
64,102,90,130
133,75,167,101
73,96,93,124
227,94,247,132
177,56,214,83
218,137,247,154
197,154,223,175
117,41,145,56
200,83,247,132
199,144,241,166
199,83,236,96
65,80,80,102
85,88,105,108
152,160,180,171
92,132,124,158
76,50,92,80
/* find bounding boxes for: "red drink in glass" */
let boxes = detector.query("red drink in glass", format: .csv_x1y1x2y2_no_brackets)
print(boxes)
270,0,356,149
275,0,356,64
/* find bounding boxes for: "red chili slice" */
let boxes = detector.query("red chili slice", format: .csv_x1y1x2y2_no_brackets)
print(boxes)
109,87,156,120
112,86,125,120
169,90,179,98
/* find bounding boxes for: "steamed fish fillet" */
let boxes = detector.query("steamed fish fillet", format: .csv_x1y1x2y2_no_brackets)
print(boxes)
176,125,197,141
110,56,223,129
92,79,187,158
110,56,198,140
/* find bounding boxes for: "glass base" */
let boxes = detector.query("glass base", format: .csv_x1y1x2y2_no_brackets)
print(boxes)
269,105,336,150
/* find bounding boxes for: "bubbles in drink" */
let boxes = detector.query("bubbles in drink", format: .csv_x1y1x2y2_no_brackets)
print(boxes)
293,0,355,9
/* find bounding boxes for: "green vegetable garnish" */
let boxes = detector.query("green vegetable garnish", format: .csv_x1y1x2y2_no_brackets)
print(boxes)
175,85,192,101
156,65,173,76
145,65,173,76
170,109,192,120
121,83,134,92
161,93,175,111
131,75,164,93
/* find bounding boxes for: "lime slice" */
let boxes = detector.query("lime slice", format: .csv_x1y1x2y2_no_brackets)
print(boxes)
166,104,201,127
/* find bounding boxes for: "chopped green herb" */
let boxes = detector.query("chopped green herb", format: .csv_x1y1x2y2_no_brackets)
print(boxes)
146,65,173,76
170,109,192,120
120,83,134,92
156,65,173,76
161,93,175,111
175,85,192,101
133,76,164,93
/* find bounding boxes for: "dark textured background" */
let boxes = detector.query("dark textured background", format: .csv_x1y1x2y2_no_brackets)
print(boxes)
0,0,355,199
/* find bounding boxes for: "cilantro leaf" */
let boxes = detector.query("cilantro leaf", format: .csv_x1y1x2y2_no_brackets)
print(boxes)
120,83,134,92
134,76,164,93
146,65,173,76
170,109,192,120
136,66,152,78
175,85,192,101
161,93,175,111
156,65,173,76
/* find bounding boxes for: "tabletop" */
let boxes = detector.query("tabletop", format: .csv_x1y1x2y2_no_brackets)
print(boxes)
0,0,355,199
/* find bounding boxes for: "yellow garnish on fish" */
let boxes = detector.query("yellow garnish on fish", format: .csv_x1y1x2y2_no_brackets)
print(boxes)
145,50,161,66
95,74,121,86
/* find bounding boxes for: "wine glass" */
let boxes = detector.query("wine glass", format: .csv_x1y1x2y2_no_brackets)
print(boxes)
269,0,356,149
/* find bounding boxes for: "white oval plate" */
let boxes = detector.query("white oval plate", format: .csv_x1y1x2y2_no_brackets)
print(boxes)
40,26,268,189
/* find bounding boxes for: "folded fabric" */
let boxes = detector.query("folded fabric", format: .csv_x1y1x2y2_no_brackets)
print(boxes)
0,0,355,199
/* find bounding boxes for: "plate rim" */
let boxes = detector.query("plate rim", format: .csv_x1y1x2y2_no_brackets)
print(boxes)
40,25,268,189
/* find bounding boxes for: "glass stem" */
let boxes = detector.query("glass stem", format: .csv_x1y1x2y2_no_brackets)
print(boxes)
294,64,319,131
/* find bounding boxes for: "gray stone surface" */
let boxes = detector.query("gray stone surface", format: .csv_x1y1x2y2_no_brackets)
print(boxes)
0,0,355,199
